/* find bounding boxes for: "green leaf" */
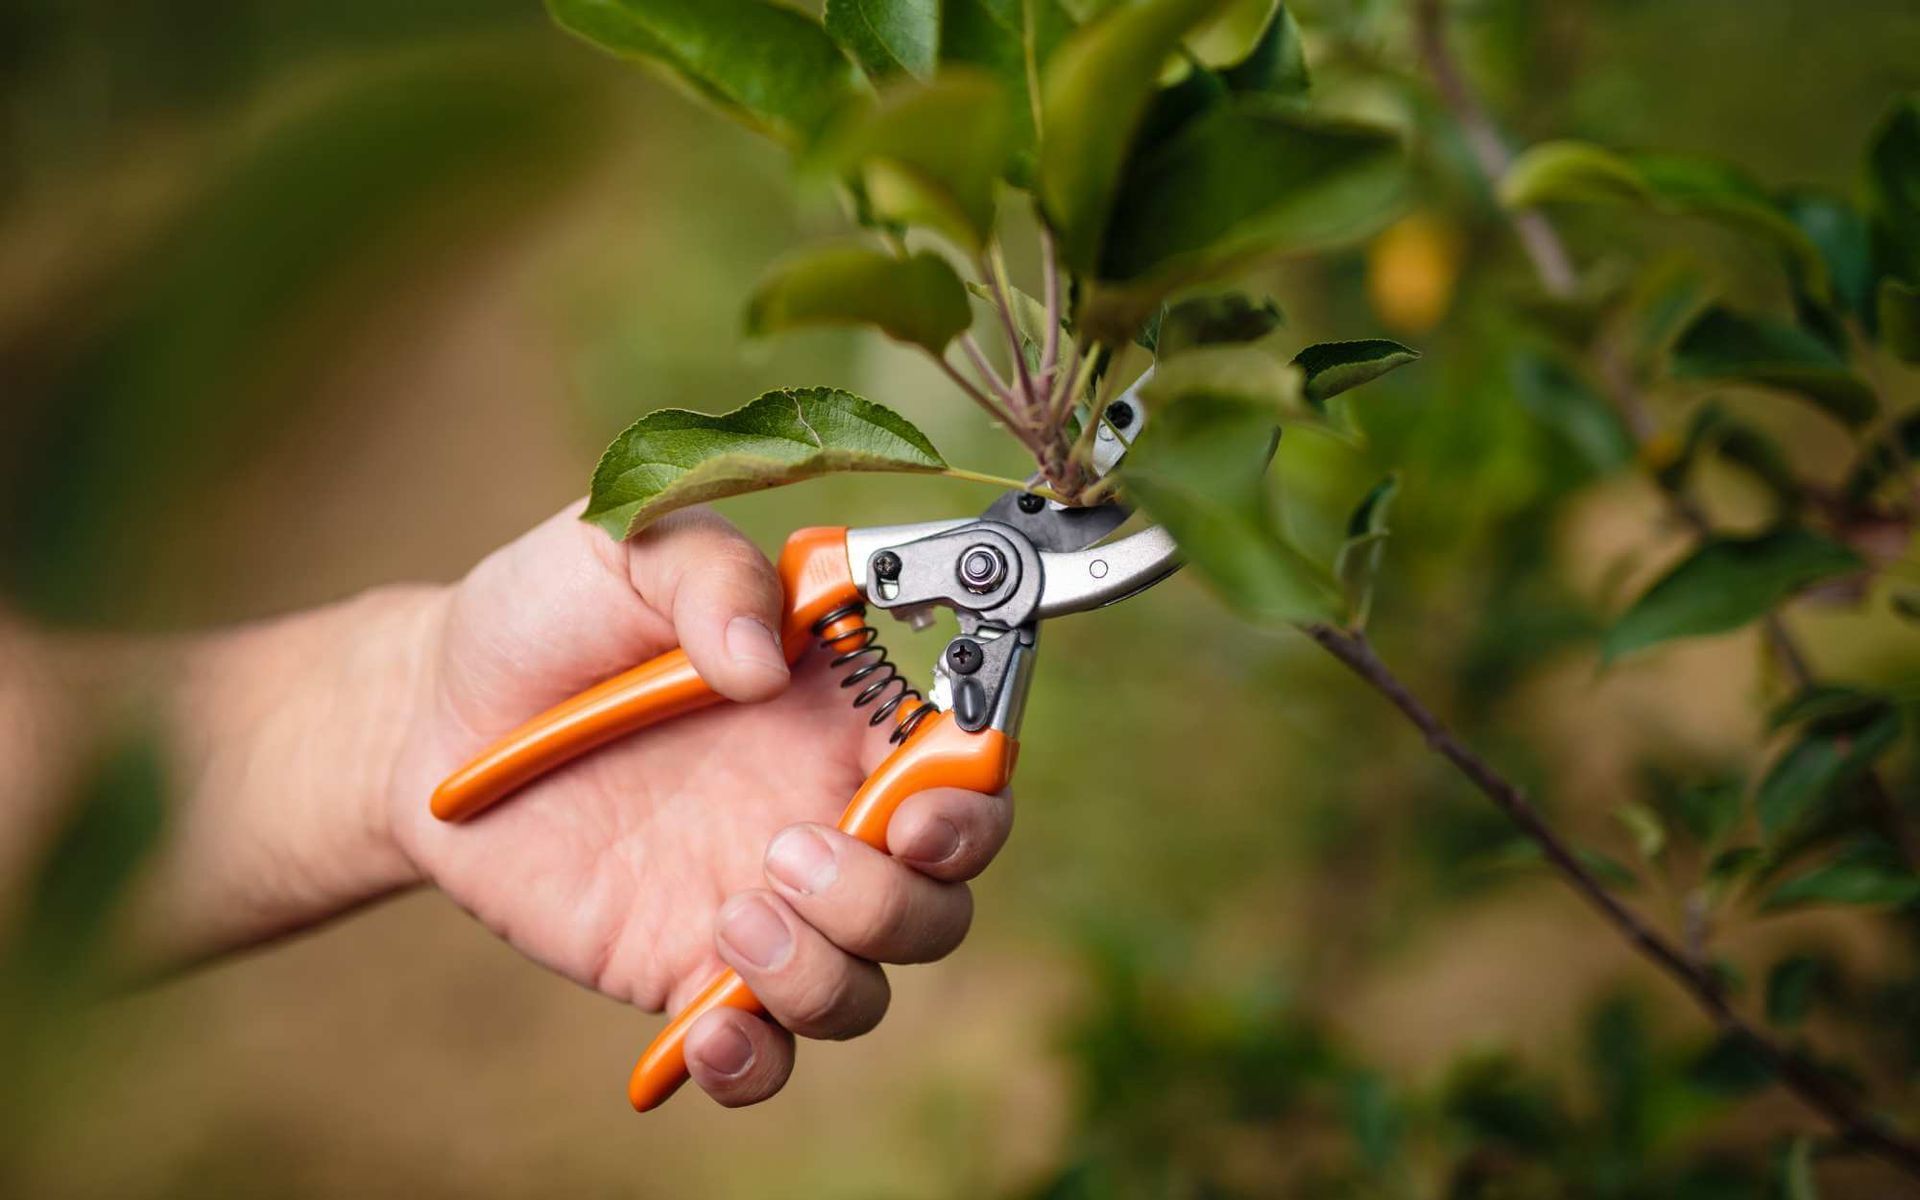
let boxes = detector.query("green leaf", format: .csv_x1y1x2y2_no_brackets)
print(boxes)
1779,190,1874,321
1842,411,1920,503
746,244,972,352
1038,0,1230,273
1218,2,1306,96
1879,277,1920,363
547,0,863,150
818,72,1012,251
1756,705,1901,836
1767,685,1889,733
1135,346,1311,418
1085,99,1405,338
1602,528,1863,662
1577,848,1641,891
1509,352,1636,475
941,0,1076,186
1140,292,1284,356
1498,141,1827,298
1866,94,1920,282
585,387,947,537
966,280,1067,371
1335,474,1398,630
824,0,939,80
1184,0,1276,71
1121,395,1344,625
1764,955,1826,1027
1895,592,1920,624
1669,307,1877,427
1762,858,1920,912
1664,402,1801,511
1292,339,1419,408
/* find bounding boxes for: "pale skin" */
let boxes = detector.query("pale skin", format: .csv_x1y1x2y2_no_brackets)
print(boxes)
13,502,1011,1107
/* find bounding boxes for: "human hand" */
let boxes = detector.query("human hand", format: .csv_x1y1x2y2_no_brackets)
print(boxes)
386,504,1013,1106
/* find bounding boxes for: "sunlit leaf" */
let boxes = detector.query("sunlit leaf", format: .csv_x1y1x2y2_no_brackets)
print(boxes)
1218,2,1306,96
1880,277,1920,363
1039,0,1230,273
746,244,972,352
1335,473,1398,629
1762,854,1920,912
547,0,862,149
1498,141,1828,298
1121,395,1343,625
824,0,939,80
585,387,947,537
1669,307,1876,427
1615,802,1667,862
1292,338,1419,407
1085,100,1405,338
818,71,1012,251
1184,0,1275,71
1756,704,1900,836
1602,528,1862,661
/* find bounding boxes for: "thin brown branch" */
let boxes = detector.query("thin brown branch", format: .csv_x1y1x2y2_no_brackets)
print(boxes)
986,246,1043,424
960,333,1015,403
1303,623,1920,1178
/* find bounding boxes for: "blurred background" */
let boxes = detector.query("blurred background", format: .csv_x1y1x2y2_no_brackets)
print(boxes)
2,0,1918,1196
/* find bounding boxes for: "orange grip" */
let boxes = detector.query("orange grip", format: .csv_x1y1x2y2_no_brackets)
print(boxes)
627,711,1017,1112
429,526,859,823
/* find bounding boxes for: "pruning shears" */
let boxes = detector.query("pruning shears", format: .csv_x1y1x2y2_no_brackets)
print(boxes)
428,391,1178,1111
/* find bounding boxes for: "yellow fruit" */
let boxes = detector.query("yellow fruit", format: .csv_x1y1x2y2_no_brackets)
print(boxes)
1367,212,1462,334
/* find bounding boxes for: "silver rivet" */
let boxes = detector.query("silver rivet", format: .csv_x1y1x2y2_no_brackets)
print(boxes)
1090,559,1109,579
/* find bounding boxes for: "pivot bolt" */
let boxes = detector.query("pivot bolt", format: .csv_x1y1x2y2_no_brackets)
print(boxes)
945,638,983,675
957,544,1008,594
1105,399,1135,430
1016,492,1046,514
873,551,902,582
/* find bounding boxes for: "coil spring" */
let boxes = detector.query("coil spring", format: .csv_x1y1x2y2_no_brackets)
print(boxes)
812,603,934,743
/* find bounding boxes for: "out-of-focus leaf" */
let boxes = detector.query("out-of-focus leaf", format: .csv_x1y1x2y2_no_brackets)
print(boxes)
1779,191,1874,321
584,387,946,537
1120,395,1344,625
1038,0,1229,273
1866,94,1920,281
1687,1032,1774,1097
1895,592,1920,623
1342,1071,1402,1170
1586,996,1651,1153
941,0,1075,185
1510,352,1636,475
1842,411,1920,503
1602,529,1862,662
1336,474,1398,630
1666,779,1744,848
1780,1136,1818,1200
1085,100,1405,337
1767,685,1889,733
547,0,862,149
746,244,972,352
1761,856,1920,912
818,71,1011,251
1291,338,1419,408
1665,402,1800,511
1136,346,1311,418
1577,847,1641,891
12,735,167,982
1669,307,1876,428
1706,845,1762,893
1218,2,1306,95
966,280,1068,370
824,0,938,80
1140,292,1284,356
1764,955,1826,1027
1616,803,1667,862
1879,277,1920,363
1499,141,1827,298
1755,705,1901,836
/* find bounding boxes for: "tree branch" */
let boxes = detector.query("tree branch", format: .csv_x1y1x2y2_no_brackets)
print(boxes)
1303,623,1920,1177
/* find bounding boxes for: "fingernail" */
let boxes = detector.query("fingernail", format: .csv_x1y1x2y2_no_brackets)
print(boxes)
695,1022,755,1079
719,896,792,971
901,817,961,866
726,616,788,676
766,827,839,895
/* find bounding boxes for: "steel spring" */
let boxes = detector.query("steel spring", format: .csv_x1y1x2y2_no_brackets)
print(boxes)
812,604,934,743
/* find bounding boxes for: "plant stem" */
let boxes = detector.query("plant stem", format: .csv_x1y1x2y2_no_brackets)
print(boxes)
987,244,1043,421
939,466,1061,500
1302,622,1920,1178
1039,225,1063,388
960,332,1016,404
937,354,1021,431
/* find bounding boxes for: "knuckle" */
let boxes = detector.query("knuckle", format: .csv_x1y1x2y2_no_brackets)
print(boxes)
790,967,886,1039
851,883,916,955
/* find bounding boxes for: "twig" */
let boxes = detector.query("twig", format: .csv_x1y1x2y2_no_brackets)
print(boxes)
987,245,1043,421
960,333,1016,405
1039,225,1063,388
1303,623,1920,1178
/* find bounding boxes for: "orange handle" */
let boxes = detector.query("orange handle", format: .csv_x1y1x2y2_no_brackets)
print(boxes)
429,527,860,823
627,710,1018,1111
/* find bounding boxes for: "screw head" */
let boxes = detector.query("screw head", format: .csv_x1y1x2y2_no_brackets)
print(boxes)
945,638,983,675
873,551,902,582
1016,492,1046,514
1104,399,1135,430
957,544,1007,593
